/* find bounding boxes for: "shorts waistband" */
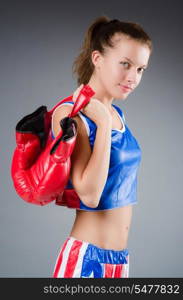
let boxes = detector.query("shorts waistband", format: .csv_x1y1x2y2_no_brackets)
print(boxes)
69,236,129,265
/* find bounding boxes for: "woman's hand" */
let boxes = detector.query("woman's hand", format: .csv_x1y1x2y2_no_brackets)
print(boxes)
72,84,112,126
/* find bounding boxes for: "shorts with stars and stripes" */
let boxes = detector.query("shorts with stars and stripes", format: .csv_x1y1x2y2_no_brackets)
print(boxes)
52,236,129,278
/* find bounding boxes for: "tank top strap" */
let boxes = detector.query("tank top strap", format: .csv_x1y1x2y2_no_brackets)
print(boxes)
112,104,126,124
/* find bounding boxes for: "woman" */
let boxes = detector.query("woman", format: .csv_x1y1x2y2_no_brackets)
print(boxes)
51,15,152,278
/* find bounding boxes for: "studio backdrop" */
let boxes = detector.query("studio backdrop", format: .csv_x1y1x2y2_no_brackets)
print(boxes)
0,0,182,277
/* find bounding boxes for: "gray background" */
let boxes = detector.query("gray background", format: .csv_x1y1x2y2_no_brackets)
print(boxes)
1,0,183,277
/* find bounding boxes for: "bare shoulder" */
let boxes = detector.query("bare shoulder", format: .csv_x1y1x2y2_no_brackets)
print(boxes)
52,104,89,141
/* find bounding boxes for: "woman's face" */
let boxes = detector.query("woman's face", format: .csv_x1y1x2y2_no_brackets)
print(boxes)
92,33,151,100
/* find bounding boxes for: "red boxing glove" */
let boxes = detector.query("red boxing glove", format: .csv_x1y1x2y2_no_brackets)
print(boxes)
11,85,95,205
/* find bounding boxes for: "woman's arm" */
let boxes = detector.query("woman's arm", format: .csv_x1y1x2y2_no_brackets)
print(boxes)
52,105,112,208
78,121,112,208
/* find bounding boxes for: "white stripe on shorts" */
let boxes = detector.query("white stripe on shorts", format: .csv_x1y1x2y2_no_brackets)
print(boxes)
72,239,89,277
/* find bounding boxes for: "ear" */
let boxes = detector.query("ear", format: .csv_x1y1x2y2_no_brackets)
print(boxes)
91,50,103,68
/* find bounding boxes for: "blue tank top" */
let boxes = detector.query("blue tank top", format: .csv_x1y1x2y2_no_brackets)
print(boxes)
51,100,142,211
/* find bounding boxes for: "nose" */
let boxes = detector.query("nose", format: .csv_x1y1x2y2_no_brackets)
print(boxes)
125,68,138,85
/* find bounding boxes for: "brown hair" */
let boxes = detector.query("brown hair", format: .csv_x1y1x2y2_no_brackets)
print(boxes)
72,15,153,86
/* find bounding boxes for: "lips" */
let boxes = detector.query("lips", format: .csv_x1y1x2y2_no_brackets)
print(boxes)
119,84,133,92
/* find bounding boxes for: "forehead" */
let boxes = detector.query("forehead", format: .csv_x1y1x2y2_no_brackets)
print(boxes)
106,33,150,65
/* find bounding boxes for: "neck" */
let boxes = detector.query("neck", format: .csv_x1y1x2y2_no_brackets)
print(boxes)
87,76,114,112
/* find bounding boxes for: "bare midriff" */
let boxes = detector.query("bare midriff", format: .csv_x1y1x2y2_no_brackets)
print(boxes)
69,204,133,251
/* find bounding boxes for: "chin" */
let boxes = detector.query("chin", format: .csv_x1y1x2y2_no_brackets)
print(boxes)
115,93,129,100
111,87,130,100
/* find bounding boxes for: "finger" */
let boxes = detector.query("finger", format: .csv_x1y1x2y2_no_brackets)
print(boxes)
74,84,84,97
72,84,84,102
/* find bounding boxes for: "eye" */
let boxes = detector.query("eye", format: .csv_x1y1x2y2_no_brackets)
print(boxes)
120,61,130,68
138,67,146,73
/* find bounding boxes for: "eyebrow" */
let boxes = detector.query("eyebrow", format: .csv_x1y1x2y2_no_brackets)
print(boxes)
123,57,148,68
